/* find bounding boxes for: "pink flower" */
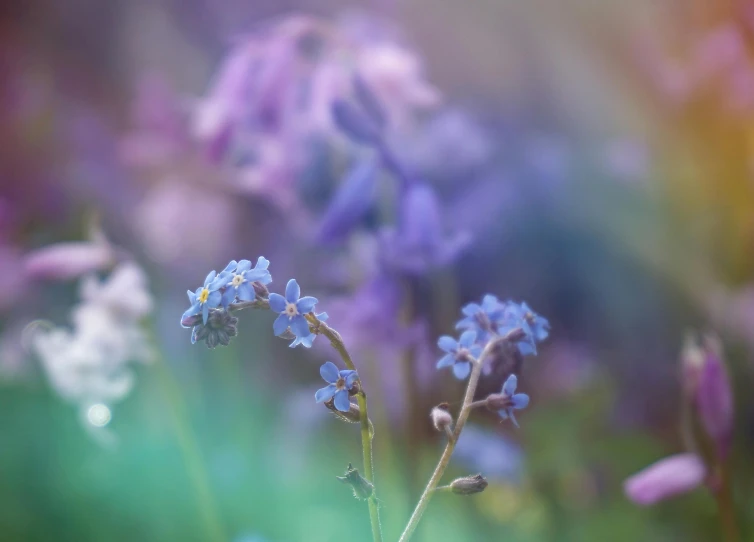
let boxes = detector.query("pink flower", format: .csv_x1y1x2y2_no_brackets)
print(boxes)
624,453,707,506
25,239,114,281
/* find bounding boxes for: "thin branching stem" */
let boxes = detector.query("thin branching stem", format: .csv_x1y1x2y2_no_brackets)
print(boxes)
398,330,521,542
306,314,384,542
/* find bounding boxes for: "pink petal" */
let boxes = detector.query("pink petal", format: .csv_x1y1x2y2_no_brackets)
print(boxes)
624,453,706,506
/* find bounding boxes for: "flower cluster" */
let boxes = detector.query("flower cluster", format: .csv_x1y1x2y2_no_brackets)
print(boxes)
435,295,549,427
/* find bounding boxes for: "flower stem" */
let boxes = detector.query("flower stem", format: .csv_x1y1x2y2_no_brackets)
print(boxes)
715,463,740,542
306,314,384,542
398,333,514,542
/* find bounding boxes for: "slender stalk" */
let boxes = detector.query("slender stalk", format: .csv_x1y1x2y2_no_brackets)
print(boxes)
306,314,384,542
398,332,517,542
715,463,740,542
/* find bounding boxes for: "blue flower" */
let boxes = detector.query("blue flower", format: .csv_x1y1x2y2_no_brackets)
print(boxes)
436,330,482,380
455,295,505,341
289,312,328,348
268,279,318,338
220,256,272,307
496,375,529,428
498,301,549,355
182,270,227,325
315,361,358,412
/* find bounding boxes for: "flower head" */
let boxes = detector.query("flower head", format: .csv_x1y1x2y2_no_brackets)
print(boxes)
624,453,706,506
436,330,482,380
493,375,530,428
498,301,550,356
268,279,318,338
456,295,506,341
220,257,272,307
182,269,227,325
315,361,358,412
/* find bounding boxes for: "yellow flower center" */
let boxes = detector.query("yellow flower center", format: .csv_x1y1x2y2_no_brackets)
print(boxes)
198,288,210,304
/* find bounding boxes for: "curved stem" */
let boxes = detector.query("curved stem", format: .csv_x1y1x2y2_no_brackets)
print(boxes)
306,314,384,542
398,332,516,542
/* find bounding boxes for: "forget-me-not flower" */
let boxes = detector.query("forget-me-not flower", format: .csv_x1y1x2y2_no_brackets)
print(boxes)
315,361,358,412
456,295,506,341
220,257,272,307
268,279,318,339
498,301,549,355
436,330,482,380
182,270,227,325
495,374,530,428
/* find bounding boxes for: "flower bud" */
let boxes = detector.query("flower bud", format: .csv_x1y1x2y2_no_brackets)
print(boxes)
696,335,734,459
483,393,513,412
450,474,488,495
336,463,374,500
623,453,706,505
252,281,269,299
191,309,238,348
431,403,453,432
326,400,362,423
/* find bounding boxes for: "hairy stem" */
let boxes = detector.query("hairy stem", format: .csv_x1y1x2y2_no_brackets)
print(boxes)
398,332,517,542
306,314,384,542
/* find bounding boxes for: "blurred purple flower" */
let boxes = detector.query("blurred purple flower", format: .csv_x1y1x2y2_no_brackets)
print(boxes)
453,425,524,483
25,237,115,281
318,158,378,243
696,337,734,459
379,183,470,275
624,453,706,506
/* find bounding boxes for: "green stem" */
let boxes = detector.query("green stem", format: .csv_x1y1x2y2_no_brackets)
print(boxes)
154,358,226,542
398,332,515,542
306,314,384,542
715,463,740,542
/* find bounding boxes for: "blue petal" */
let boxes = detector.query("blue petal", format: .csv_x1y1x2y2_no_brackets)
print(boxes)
469,345,483,358
461,303,481,317
437,335,458,353
202,304,209,325
508,410,520,428
315,384,338,403
344,371,359,388
255,256,270,270
503,374,518,396
221,287,237,308
512,393,529,410
320,361,340,383
208,275,227,291
191,326,198,344
498,409,509,420
353,74,387,128
296,296,318,314
268,293,287,313
272,313,289,336
333,390,351,412
207,290,222,308
291,334,315,348
222,260,238,273
285,279,300,303
243,268,267,283
187,290,196,303
236,259,251,272
518,341,536,356
291,314,311,338
436,353,455,369
316,312,329,321
203,270,217,286
237,282,254,301
318,158,378,243
453,361,471,380
459,330,477,348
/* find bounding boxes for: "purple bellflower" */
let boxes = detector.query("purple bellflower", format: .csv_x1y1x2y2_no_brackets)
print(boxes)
624,453,707,506
315,361,358,412
436,330,482,380
268,279,318,339
318,158,378,243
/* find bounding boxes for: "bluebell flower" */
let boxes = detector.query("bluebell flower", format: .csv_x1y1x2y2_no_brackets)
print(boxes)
436,330,482,380
318,159,377,244
455,295,506,341
315,361,358,412
498,301,549,355
182,270,227,325
494,375,529,428
268,279,318,338
332,99,382,145
220,257,272,307
289,312,328,348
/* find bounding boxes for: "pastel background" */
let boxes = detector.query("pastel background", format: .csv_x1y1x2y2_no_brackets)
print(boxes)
1,1,753,541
